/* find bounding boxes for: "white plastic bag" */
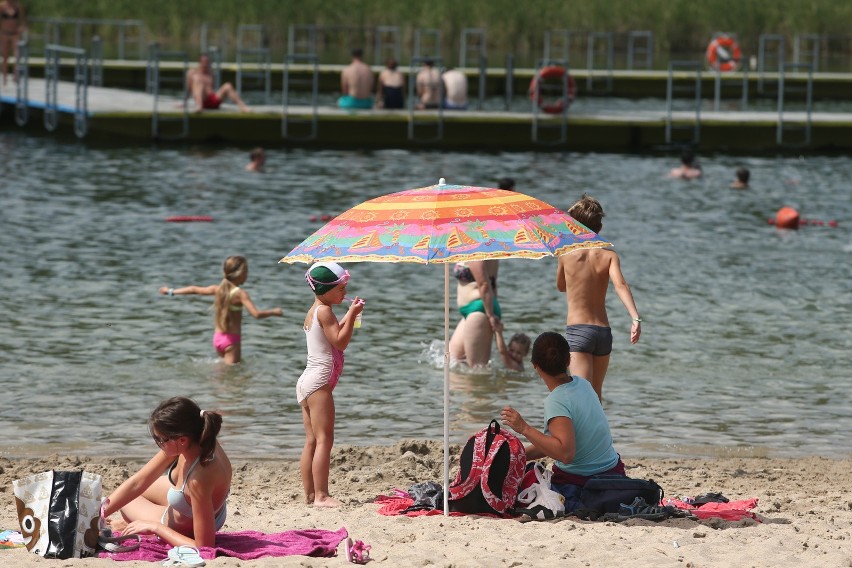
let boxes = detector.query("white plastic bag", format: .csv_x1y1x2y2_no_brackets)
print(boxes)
515,462,566,520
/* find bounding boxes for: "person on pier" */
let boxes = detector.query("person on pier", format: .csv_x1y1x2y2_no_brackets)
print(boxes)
186,53,250,113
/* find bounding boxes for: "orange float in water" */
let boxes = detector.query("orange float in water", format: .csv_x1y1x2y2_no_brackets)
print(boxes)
774,207,800,230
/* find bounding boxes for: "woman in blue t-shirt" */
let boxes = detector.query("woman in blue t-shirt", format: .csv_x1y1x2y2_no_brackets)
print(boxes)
501,332,625,503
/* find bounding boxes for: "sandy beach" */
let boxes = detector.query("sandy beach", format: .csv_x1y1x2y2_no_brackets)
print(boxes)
2,441,851,567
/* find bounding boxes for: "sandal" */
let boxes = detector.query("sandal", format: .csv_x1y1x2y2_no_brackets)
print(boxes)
98,530,142,553
615,497,672,521
162,545,206,567
344,537,371,564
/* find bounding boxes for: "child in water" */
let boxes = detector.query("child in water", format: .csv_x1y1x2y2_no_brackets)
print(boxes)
159,255,283,364
495,325,532,371
297,261,364,507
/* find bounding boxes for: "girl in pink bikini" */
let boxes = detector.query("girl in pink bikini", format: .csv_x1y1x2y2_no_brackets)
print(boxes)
159,256,282,364
297,262,363,507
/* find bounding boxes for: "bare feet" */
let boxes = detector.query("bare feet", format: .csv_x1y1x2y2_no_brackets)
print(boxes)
304,492,315,505
313,495,342,508
106,517,128,534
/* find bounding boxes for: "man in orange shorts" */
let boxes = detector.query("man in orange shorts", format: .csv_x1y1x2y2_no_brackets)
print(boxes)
186,54,250,113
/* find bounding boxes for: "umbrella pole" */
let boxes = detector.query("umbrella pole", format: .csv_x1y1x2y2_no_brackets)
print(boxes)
443,263,450,516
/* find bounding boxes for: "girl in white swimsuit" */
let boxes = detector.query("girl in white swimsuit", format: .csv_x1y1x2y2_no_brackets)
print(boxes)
296,262,364,508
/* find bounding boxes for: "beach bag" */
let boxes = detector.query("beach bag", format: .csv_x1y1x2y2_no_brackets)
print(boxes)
448,420,526,516
579,474,664,515
13,470,102,558
513,462,566,520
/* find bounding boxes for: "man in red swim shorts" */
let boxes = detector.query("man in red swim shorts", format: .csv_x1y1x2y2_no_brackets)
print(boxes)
186,54,250,113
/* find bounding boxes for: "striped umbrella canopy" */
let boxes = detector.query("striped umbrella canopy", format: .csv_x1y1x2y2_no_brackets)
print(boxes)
282,180,609,264
280,179,612,514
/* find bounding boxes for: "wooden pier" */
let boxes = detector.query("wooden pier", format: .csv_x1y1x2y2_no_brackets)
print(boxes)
2,77,852,153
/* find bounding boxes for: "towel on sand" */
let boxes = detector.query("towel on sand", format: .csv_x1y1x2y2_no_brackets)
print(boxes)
664,498,761,522
99,527,348,561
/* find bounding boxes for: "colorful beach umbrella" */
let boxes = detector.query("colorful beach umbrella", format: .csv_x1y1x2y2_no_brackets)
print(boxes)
280,179,612,514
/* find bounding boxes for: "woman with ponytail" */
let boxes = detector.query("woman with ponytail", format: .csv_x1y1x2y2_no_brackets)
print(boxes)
103,397,232,548
159,255,283,364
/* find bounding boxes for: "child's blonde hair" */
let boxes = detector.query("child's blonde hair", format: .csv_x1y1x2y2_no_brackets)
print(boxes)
567,193,605,233
214,256,247,331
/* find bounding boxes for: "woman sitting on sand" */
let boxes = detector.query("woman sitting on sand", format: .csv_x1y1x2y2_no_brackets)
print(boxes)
500,332,624,508
102,397,232,548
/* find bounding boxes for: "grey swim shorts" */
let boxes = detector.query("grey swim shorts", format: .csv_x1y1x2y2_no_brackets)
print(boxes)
564,324,613,356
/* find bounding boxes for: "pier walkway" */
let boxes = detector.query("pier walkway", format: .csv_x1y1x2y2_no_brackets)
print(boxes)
2,78,851,153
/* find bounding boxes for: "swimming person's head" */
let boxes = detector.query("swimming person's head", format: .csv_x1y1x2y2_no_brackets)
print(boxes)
497,177,516,191
680,147,695,166
530,332,570,377
508,332,532,362
567,193,605,233
306,262,350,296
736,167,750,184
149,396,222,464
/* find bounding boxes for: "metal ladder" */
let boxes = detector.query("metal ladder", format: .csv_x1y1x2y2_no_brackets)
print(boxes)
531,60,570,146
586,32,614,94
542,30,576,68
665,61,702,146
146,43,188,139
627,31,654,70
90,36,103,87
43,44,89,138
757,34,785,96
408,57,444,142
14,39,29,126
459,28,487,110
288,24,318,60
200,22,229,63
282,53,319,140
413,29,442,62
236,24,271,104
777,63,813,146
373,26,400,65
794,34,821,72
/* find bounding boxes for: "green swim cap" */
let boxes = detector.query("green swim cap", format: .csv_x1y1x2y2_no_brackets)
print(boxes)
305,262,350,295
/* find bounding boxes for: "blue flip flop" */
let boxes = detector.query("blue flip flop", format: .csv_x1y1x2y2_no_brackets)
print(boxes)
162,545,206,567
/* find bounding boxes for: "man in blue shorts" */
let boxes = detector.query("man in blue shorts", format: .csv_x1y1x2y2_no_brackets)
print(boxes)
557,194,641,401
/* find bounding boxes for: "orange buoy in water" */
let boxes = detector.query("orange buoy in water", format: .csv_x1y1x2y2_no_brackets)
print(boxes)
774,207,800,230
166,215,213,222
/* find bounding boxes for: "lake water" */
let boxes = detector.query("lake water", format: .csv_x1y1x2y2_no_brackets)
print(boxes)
1,131,850,460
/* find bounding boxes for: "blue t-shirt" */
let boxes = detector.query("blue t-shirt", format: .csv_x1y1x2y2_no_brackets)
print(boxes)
543,377,619,476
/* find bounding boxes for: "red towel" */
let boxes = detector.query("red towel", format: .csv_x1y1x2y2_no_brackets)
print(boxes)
664,498,761,522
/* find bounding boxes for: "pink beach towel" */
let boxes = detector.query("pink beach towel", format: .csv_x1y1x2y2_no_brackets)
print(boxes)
99,527,348,561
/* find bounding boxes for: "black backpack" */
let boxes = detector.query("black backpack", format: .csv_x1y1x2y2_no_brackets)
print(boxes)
578,475,664,515
447,420,526,516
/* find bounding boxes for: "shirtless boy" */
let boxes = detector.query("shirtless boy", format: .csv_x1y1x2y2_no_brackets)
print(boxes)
558,194,641,401
186,54,249,113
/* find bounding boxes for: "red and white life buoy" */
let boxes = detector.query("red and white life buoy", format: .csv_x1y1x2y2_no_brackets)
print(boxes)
706,35,742,72
529,66,577,114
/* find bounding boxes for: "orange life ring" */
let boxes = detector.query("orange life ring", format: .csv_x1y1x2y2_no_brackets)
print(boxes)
706,36,742,72
529,66,577,114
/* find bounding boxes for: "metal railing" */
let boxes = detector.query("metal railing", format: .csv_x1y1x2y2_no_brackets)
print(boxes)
29,18,145,59
282,53,319,140
665,61,702,145
627,31,654,70
146,43,189,139
531,60,570,145
777,63,813,146
408,57,444,142
757,34,785,95
90,36,104,87
586,32,614,93
373,26,400,65
413,29,442,62
793,34,821,72
44,44,89,138
200,22,230,63
15,40,29,126
237,25,271,104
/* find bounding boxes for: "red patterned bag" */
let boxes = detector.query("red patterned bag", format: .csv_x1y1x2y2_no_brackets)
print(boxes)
448,420,526,516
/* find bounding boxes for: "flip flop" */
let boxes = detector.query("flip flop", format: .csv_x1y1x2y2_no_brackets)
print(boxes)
162,545,206,567
98,530,142,553
344,537,372,564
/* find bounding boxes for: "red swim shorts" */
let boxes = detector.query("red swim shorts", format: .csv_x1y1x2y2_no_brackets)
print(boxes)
202,93,222,110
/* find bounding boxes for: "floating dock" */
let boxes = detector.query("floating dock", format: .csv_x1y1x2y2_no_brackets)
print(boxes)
2,76,852,153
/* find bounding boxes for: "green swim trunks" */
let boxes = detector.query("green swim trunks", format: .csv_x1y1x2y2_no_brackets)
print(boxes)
338,95,373,109
459,298,502,319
